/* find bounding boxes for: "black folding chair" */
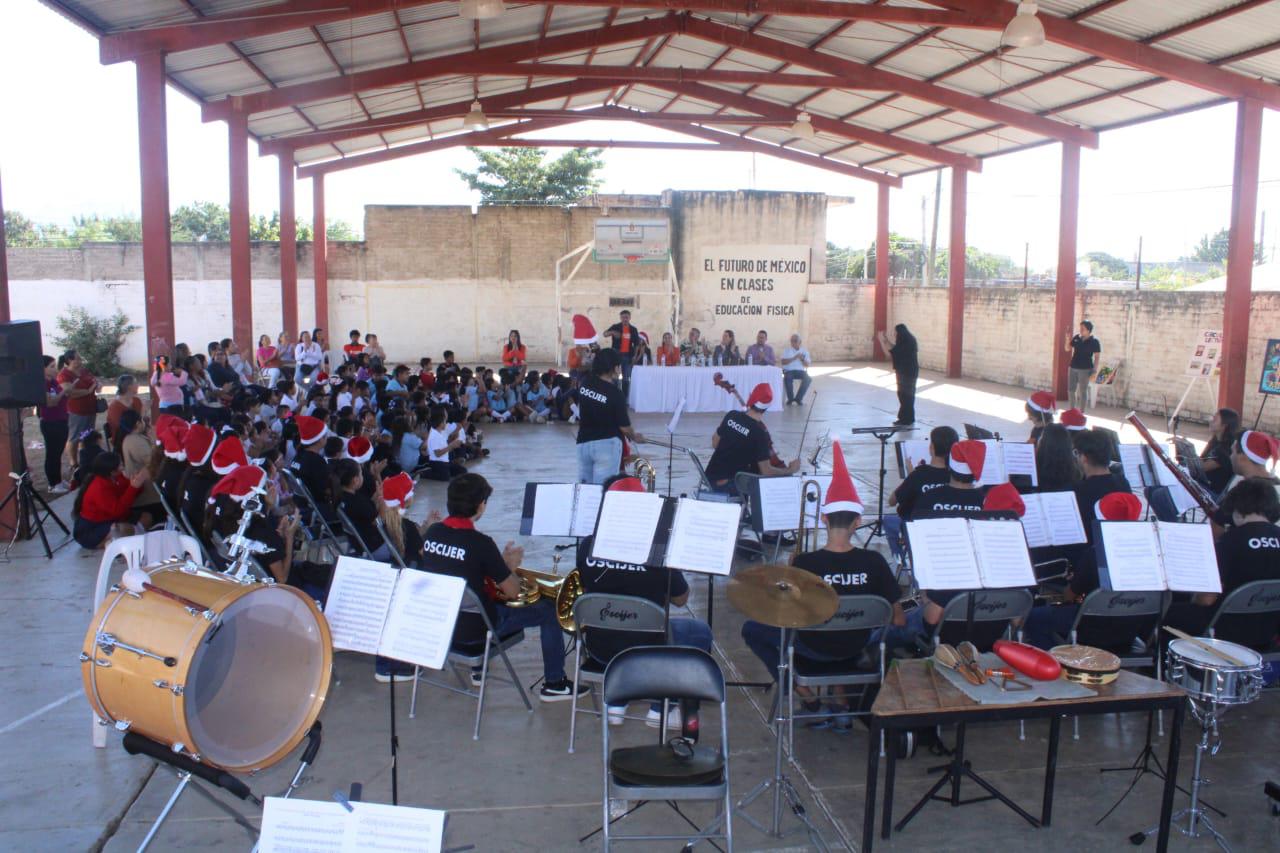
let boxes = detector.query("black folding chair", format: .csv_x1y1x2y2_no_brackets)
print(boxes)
335,505,374,558
928,589,1034,652
1206,579,1280,663
280,468,346,557
374,517,409,569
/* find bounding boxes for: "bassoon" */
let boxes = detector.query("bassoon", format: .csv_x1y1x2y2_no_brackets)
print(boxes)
1125,411,1219,516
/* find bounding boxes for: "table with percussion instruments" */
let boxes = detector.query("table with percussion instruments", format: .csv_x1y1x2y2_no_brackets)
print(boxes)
627,365,784,413
862,661,1187,852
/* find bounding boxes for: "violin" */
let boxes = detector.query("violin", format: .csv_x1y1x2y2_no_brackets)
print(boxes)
712,372,785,468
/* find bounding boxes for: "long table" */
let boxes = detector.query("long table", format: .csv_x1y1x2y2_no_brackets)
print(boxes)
862,660,1186,852
627,365,784,413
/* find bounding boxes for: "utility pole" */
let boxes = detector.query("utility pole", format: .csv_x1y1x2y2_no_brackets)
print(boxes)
1135,236,1144,291
927,168,942,287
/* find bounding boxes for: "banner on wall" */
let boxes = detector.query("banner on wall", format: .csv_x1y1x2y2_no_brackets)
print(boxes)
1260,339,1280,395
684,244,811,346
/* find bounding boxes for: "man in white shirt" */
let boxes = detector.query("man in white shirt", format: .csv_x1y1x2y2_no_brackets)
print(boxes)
781,334,813,405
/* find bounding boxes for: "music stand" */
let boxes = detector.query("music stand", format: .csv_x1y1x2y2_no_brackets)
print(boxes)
851,425,903,544
0,468,70,560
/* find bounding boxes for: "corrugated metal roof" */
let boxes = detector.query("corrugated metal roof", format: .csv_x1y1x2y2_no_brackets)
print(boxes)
39,0,1280,174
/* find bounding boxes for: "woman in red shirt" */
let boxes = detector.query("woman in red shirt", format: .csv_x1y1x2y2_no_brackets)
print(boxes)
655,332,680,367
502,329,528,381
72,452,151,549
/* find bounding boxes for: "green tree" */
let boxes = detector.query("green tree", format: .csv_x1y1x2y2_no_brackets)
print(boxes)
250,212,281,241
1189,227,1263,265
71,214,143,243
1084,251,1130,280
3,210,41,247
455,147,604,204
53,307,139,376
325,219,357,240
171,201,231,241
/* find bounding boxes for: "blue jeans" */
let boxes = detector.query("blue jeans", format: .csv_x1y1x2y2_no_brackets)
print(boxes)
741,619,847,684
783,370,812,403
883,513,905,561
496,600,567,682
577,437,622,484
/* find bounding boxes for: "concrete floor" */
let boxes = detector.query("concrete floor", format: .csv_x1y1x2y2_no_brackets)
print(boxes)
4,362,1278,852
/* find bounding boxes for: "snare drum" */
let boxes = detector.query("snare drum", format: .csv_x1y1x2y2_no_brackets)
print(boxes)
1165,637,1264,707
81,561,332,772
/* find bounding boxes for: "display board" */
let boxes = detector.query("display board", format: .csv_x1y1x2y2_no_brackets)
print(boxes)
1185,329,1223,378
1260,338,1280,395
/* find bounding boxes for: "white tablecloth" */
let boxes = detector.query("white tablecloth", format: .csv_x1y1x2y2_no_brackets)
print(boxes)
628,365,785,413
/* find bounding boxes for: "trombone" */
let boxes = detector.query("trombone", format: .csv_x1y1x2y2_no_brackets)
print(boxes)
791,478,823,562
630,457,657,492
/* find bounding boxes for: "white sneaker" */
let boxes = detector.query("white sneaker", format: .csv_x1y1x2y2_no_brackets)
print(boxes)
50,481,71,495
645,707,682,730
568,415,579,424
607,704,627,726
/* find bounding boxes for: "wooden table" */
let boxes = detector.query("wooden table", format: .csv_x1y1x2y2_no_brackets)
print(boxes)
862,660,1187,852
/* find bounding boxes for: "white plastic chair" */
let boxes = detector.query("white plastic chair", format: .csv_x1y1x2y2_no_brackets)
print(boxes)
90,532,203,747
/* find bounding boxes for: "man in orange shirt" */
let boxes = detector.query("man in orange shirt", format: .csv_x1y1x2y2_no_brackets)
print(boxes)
603,309,642,393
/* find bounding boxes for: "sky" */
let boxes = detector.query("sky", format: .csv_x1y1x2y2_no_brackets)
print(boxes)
1,3,1278,272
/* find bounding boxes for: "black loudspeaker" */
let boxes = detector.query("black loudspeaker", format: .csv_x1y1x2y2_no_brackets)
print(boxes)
0,321,46,409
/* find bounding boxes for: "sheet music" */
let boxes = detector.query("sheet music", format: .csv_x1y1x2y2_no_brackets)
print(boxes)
259,797,348,852
1019,494,1052,548
664,498,741,576
977,439,1008,486
590,490,665,564
1002,442,1038,488
325,557,398,655
906,518,982,590
898,439,931,477
757,477,801,532
1156,522,1221,593
970,519,1036,588
259,798,445,853
1150,456,1198,513
1119,444,1148,490
667,397,687,435
1098,522,1165,590
530,483,575,536
379,571,466,670
570,484,604,538
1041,491,1087,545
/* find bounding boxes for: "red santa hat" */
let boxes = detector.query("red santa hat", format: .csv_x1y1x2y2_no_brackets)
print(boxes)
346,435,373,463
211,436,248,475
209,464,267,504
1027,391,1056,414
983,483,1025,517
157,416,190,460
572,314,596,346
822,441,863,515
183,424,217,468
1095,491,1142,521
746,382,773,411
949,439,987,480
295,415,327,446
608,476,647,493
639,331,649,344
382,472,415,510
1240,430,1280,467
1060,408,1087,431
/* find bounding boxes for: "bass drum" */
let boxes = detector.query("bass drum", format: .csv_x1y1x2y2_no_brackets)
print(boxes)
82,561,331,772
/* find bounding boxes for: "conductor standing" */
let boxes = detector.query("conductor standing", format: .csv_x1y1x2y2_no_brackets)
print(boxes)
877,324,919,427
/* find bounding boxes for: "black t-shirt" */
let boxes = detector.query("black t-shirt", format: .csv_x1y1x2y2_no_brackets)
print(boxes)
793,548,898,658
1069,335,1101,370
290,448,333,509
1216,521,1280,594
420,521,511,620
578,535,689,662
912,484,987,520
208,361,241,390
247,515,286,571
338,489,380,551
1072,472,1132,543
574,375,630,444
1199,439,1234,495
181,470,215,532
889,338,919,376
893,464,951,521
705,411,772,483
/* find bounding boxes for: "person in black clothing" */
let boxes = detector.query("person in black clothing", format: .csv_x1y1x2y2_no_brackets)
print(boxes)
1035,424,1082,493
1065,320,1101,411
420,474,587,700
742,443,904,725
1025,390,1057,444
704,382,798,494
884,425,958,563
574,348,644,485
1164,479,1280,637
1070,429,1131,545
877,324,919,426
579,475,713,728
602,309,643,395
288,415,335,522
912,438,989,520
178,424,217,533
334,459,381,555
1198,408,1241,497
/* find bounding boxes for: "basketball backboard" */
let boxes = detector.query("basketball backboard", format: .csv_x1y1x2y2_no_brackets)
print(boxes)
593,218,670,264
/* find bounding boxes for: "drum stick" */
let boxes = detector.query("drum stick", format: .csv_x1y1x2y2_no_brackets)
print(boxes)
1162,625,1248,666
142,583,210,614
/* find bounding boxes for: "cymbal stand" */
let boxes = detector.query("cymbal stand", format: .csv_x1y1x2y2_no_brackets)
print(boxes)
734,625,831,851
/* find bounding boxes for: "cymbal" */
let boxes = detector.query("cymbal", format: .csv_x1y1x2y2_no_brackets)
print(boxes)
727,563,838,628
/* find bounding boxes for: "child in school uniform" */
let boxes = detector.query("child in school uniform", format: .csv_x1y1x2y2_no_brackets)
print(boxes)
523,371,550,423
422,407,468,481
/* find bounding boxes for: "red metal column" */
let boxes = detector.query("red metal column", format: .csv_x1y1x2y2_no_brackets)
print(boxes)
1052,142,1081,401
873,183,890,361
229,110,253,350
0,170,8,322
278,157,299,342
0,170,15,531
1219,98,1263,414
947,167,967,378
136,53,175,391
312,174,329,333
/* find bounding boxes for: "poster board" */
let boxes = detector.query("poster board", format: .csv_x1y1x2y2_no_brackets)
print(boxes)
1094,359,1120,386
685,244,812,346
1260,338,1280,395
1185,329,1223,379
